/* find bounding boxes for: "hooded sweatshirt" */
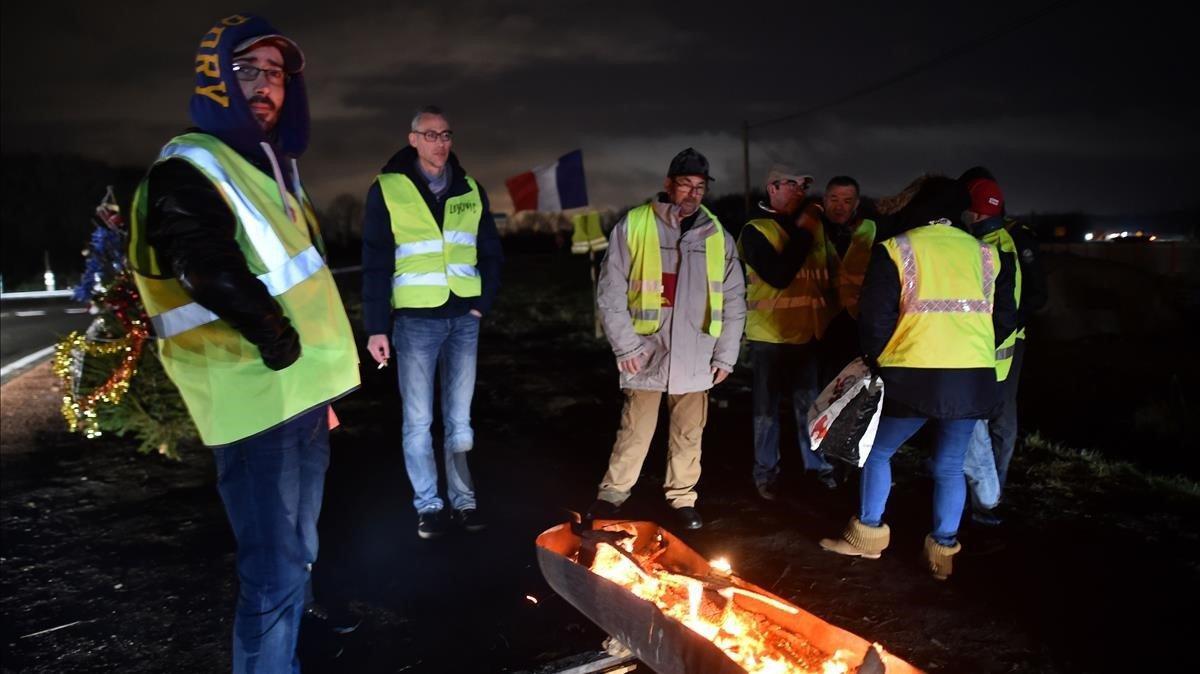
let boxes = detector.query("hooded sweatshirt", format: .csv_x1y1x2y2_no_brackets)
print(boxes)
142,15,316,369
360,146,504,334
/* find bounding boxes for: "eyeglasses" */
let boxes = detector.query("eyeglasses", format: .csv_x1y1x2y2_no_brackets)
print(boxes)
673,179,707,195
413,129,454,143
231,62,287,84
772,179,808,190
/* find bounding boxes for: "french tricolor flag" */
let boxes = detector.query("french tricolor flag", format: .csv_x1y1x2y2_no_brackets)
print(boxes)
505,149,589,212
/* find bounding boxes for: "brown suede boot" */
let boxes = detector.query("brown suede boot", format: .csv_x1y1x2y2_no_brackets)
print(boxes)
922,535,962,580
819,517,890,559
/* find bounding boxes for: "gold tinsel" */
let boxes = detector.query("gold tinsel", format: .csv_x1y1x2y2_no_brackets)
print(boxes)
52,323,148,439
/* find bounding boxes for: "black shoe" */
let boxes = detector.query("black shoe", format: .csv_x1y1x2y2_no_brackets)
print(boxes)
675,506,703,530
585,499,621,521
298,611,345,664
453,508,488,533
417,510,448,539
971,509,1003,527
304,602,361,635
756,481,779,501
815,471,839,490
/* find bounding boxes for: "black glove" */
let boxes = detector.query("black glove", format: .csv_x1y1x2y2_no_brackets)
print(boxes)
258,319,301,371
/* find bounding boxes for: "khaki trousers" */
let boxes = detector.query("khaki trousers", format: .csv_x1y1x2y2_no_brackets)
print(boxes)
597,389,708,509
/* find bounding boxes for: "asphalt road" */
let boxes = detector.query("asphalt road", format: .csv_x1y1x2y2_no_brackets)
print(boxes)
0,296,93,377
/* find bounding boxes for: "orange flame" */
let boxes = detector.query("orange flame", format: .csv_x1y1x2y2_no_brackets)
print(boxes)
587,530,853,674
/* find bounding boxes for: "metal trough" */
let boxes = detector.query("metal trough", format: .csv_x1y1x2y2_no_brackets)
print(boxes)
536,519,923,674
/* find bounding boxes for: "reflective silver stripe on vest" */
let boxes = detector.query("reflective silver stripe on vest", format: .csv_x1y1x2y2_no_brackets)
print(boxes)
995,345,1015,361
394,272,448,287
447,264,479,278
631,279,663,292
710,309,723,322
444,230,477,246
896,235,994,314
160,143,291,271
151,245,325,339
708,281,723,293
396,239,444,257
631,309,660,321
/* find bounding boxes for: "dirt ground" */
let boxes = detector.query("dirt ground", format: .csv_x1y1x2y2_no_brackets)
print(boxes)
2,249,1197,673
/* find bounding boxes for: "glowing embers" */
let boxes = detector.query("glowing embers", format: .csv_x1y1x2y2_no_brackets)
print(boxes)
585,524,853,674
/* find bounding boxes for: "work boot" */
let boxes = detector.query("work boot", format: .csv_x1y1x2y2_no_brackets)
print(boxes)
922,534,962,580
819,517,890,559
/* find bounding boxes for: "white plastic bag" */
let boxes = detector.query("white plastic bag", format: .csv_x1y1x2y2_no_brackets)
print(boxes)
807,358,885,468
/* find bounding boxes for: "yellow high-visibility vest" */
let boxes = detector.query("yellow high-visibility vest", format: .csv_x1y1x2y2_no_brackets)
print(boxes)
980,226,1022,380
377,173,482,308
876,221,999,370
626,203,725,337
737,216,836,344
833,219,877,320
129,133,359,446
571,211,608,254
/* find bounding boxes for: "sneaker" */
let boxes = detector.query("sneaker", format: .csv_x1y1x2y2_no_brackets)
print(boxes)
585,499,621,521
756,481,779,501
453,508,488,533
304,602,362,635
417,510,447,539
675,506,703,530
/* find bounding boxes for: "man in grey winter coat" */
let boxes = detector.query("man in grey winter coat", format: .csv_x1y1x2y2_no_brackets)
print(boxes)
585,148,746,530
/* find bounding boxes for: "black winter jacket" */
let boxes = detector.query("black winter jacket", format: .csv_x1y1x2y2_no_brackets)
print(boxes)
143,137,303,371
360,147,503,335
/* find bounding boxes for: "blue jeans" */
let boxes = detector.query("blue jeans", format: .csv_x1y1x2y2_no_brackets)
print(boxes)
749,341,831,487
393,313,479,513
859,415,976,546
213,406,330,674
963,339,1025,510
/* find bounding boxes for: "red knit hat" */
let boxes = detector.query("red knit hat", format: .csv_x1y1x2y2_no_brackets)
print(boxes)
967,179,1004,217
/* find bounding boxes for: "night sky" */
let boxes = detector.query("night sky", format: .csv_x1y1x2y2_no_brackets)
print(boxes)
3,1,1196,216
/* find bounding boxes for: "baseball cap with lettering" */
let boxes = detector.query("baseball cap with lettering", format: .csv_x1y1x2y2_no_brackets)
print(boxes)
967,178,1004,217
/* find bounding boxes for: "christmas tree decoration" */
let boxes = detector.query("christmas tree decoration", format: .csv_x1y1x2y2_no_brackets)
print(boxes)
54,187,197,458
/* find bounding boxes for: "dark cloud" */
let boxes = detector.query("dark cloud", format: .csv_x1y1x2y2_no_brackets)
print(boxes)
3,1,1196,216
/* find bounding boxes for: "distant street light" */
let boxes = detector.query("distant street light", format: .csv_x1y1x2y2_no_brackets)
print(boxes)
1084,232,1094,241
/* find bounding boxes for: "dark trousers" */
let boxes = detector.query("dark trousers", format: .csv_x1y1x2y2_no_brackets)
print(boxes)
213,406,330,674
991,338,1026,489
749,340,831,487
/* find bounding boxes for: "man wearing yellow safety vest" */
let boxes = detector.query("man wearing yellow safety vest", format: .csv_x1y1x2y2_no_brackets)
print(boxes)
128,15,360,671
818,176,880,385
738,165,839,499
959,173,1043,527
361,106,504,540
818,176,1016,580
586,149,746,531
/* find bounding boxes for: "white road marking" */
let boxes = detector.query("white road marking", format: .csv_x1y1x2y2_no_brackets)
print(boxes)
15,310,47,317
0,344,58,378
65,308,91,314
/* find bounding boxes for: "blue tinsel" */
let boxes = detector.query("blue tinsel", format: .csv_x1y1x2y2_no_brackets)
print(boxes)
73,222,128,303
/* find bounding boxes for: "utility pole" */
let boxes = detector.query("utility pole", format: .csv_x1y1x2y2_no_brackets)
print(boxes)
742,120,750,219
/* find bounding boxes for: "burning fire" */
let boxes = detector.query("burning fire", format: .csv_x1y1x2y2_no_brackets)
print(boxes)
586,526,854,674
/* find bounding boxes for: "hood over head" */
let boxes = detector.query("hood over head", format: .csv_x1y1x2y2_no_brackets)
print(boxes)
189,14,310,162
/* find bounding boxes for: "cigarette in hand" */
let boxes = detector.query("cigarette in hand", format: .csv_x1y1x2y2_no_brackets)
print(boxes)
377,360,388,369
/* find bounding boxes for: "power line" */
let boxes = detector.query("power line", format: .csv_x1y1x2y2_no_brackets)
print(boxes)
748,0,1077,130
